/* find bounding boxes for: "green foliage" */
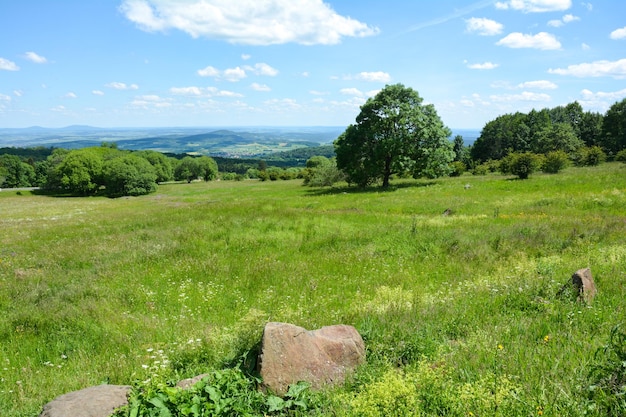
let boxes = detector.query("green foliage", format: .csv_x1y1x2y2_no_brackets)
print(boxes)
102,155,158,197
303,156,345,187
0,154,36,188
600,98,626,156
449,161,466,177
502,152,543,179
542,150,570,173
335,83,453,188
136,150,174,183
116,368,312,417
54,148,105,194
616,149,626,163
575,146,606,166
587,325,626,415
175,156,202,183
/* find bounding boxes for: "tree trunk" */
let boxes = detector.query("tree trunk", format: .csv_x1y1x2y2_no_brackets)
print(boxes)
382,156,391,188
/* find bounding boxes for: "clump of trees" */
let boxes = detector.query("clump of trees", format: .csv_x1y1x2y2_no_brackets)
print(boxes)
0,145,219,197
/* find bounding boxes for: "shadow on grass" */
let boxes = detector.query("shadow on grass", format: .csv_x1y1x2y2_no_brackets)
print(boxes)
303,179,438,196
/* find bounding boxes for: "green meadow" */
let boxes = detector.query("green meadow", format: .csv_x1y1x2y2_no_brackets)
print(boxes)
1,163,626,416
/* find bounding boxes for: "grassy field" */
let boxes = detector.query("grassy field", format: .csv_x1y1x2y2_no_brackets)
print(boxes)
1,163,626,416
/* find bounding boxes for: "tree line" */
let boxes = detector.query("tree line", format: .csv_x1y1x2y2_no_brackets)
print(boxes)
2,85,625,193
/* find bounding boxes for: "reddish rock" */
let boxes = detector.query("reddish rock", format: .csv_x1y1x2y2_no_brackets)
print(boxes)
39,385,130,417
257,322,365,396
572,267,597,303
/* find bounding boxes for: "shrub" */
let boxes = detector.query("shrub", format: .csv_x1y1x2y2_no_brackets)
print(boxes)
542,150,570,173
615,149,626,163
449,161,466,177
506,152,542,179
575,146,606,166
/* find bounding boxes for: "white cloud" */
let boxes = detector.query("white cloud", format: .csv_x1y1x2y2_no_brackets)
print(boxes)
92,90,105,96
245,63,279,76
131,95,173,108
467,61,499,70
610,26,626,40
355,71,391,82
309,90,329,96
0,93,11,102
13,90,23,97
222,66,247,82
63,92,78,99
549,13,579,27
495,0,571,13
490,91,552,102
301,71,310,77
579,88,626,112
106,82,139,90
0,58,19,71
466,17,503,35
496,32,561,49
241,54,251,60
119,0,379,45
198,63,277,81
548,58,626,78
581,43,590,50
517,80,558,89
24,51,47,64
169,86,242,97
51,105,66,112
263,98,301,110
340,88,365,97
251,82,271,92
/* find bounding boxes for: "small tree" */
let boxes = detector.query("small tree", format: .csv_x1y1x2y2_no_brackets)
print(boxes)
197,156,218,181
174,156,201,183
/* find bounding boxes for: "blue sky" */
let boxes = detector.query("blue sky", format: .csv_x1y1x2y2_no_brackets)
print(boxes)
1,0,625,129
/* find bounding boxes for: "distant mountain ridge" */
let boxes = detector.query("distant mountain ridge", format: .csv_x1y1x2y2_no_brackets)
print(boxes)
0,126,480,157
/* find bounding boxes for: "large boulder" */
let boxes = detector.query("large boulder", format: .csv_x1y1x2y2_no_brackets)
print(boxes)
39,384,131,417
257,322,365,396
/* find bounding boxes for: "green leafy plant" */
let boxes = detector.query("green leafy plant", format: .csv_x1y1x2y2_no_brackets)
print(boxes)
587,325,626,415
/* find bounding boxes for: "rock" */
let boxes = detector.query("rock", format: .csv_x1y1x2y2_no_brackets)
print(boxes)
572,267,597,303
176,373,210,389
257,322,365,396
39,384,131,417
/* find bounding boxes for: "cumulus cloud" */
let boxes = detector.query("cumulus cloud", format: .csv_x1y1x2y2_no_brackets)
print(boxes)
119,0,379,45
0,58,19,71
496,32,561,49
548,13,580,27
467,61,499,70
169,86,243,97
106,82,139,90
579,88,626,112
251,82,271,92
63,92,78,99
548,58,626,78
517,80,558,89
24,51,48,64
92,90,105,96
489,91,552,102
466,17,503,35
355,71,391,82
131,94,173,108
198,63,277,81
610,26,626,40
495,0,571,13
340,88,365,97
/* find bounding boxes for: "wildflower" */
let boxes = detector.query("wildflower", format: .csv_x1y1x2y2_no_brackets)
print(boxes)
497,344,504,350
543,335,550,343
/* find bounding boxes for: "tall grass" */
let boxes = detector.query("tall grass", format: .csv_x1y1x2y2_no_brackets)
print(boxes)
1,164,625,416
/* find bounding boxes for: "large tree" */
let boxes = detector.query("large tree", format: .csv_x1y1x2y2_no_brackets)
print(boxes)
334,84,453,187
600,98,626,156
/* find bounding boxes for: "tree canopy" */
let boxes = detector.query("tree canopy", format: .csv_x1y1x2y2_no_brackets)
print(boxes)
334,84,453,187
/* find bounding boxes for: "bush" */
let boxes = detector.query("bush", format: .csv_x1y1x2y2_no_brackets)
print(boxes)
615,149,626,163
575,146,606,166
542,150,570,174
505,152,542,179
449,161,466,177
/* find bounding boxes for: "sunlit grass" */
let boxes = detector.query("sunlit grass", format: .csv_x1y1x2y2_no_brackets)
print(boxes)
1,164,626,416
